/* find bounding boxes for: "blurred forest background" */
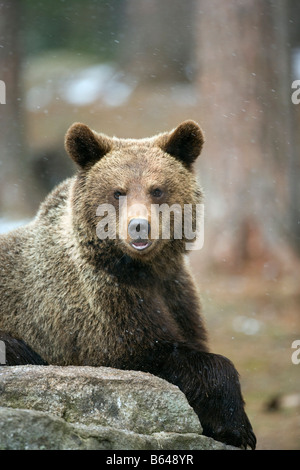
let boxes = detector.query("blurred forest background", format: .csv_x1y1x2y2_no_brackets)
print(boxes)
0,0,299,449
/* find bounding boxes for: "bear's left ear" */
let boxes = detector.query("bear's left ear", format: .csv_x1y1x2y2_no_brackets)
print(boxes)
65,122,112,169
157,120,204,169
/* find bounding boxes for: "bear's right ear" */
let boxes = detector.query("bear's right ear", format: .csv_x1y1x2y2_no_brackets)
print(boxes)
65,122,112,169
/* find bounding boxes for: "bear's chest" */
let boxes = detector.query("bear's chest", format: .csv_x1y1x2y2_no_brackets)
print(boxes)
70,280,182,367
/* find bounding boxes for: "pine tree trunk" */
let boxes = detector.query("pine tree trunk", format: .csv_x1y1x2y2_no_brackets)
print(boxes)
195,0,297,269
0,0,34,218
120,0,197,84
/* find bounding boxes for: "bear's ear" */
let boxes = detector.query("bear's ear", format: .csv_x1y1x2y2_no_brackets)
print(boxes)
65,122,112,169
157,120,204,169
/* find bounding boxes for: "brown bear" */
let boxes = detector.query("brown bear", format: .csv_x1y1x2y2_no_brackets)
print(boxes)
0,120,256,449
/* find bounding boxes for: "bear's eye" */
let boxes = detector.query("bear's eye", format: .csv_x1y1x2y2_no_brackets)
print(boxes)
114,191,125,200
151,188,163,198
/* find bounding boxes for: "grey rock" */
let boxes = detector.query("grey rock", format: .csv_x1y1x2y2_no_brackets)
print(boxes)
0,365,238,450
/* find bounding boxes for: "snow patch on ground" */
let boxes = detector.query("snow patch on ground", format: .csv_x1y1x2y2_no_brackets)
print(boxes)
0,219,30,235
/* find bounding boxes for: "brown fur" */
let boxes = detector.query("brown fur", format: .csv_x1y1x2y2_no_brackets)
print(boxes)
0,121,256,449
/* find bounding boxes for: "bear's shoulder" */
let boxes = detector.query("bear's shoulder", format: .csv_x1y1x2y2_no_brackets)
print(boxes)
35,177,75,222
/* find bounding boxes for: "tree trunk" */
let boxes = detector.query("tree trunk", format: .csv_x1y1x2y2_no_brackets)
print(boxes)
195,0,297,270
120,0,197,84
287,0,300,256
0,0,34,218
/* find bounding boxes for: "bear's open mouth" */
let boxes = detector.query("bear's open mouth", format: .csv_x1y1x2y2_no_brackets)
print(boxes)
130,239,152,251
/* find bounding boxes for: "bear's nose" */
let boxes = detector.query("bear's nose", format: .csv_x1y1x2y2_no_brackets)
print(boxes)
128,218,150,240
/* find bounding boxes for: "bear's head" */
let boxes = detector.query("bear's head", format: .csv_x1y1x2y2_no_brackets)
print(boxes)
65,120,204,263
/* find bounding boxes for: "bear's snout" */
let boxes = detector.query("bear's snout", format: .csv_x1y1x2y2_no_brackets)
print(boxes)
128,218,151,251
128,218,150,239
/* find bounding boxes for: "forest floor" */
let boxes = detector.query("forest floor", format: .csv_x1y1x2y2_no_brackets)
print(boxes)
193,267,300,450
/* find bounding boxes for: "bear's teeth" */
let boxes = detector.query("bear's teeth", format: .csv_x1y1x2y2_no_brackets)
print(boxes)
131,241,150,251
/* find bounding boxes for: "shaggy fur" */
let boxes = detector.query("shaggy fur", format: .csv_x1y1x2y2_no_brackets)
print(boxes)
0,121,256,449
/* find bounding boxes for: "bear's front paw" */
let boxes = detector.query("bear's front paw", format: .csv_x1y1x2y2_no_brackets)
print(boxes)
202,410,256,450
